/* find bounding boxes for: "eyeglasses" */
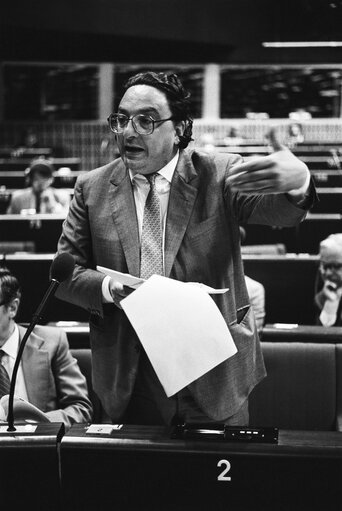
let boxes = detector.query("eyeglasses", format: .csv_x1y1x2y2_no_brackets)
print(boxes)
107,113,174,135
319,262,342,272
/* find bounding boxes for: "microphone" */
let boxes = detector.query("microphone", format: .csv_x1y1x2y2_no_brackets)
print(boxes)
6,252,75,431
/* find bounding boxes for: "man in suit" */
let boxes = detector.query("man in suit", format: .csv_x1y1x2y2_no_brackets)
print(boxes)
315,233,342,326
55,71,315,426
0,266,93,428
7,158,70,215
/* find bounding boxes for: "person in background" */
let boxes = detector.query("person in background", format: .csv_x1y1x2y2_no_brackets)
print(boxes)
286,123,304,149
6,158,70,215
239,227,266,331
55,71,315,428
315,233,342,327
223,126,245,146
0,266,93,428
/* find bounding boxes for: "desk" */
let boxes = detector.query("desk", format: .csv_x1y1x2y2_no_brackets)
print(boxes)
0,423,64,511
243,254,319,324
262,324,342,343
0,157,81,171
61,424,342,511
2,253,320,325
243,214,342,254
0,214,65,253
0,170,84,188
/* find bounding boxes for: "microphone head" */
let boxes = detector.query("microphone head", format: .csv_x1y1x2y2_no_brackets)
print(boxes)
50,253,75,283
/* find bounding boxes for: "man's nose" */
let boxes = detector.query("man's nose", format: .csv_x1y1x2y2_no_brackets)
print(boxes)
325,267,334,277
123,118,137,137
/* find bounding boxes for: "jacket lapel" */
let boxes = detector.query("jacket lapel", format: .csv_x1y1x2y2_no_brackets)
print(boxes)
108,160,140,277
19,325,49,409
165,150,199,277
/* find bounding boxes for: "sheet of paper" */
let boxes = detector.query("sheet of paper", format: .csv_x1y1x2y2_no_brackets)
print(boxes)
97,266,144,288
121,275,237,397
97,266,229,294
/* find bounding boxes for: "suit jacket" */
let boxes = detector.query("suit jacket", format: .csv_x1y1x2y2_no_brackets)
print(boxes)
7,187,70,214
18,324,93,428
56,148,312,421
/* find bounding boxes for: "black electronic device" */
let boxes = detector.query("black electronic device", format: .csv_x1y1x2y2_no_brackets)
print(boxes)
171,422,279,443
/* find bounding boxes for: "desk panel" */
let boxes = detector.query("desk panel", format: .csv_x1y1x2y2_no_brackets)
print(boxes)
61,424,342,511
0,214,65,253
262,324,342,342
243,254,319,324
243,214,342,254
0,423,64,511
3,254,320,325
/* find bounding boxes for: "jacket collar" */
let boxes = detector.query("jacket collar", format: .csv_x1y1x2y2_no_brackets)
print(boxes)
108,149,199,278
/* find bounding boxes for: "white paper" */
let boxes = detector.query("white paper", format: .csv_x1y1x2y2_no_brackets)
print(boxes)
121,275,237,397
0,395,51,423
97,266,229,294
97,266,144,288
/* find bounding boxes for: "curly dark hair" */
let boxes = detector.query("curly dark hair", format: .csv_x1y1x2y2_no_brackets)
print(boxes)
122,71,193,149
0,266,21,308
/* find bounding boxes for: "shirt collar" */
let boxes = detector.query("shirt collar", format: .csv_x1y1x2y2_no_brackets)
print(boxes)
1,323,19,360
129,150,179,185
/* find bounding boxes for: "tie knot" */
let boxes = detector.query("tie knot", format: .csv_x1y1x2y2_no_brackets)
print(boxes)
146,173,157,187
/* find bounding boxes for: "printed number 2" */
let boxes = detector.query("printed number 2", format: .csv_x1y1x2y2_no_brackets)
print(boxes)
217,459,231,481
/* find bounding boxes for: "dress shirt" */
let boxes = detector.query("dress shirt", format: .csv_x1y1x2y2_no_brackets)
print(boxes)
101,150,309,302
319,298,340,327
102,152,179,302
0,324,29,400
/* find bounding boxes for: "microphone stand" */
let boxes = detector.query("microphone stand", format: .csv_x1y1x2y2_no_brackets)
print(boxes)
6,279,60,431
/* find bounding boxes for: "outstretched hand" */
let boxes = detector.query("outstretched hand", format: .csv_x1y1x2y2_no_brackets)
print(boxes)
227,134,309,195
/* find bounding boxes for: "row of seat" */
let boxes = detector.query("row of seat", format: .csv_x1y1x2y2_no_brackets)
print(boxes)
0,157,81,171
1,168,342,189
70,340,342,431
0,212,340,255
0,253,324,324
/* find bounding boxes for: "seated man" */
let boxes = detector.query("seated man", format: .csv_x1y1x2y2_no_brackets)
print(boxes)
0,266,93,428
6,158,70,214
315,233,342,327
245,275,265,332
240,227,266,331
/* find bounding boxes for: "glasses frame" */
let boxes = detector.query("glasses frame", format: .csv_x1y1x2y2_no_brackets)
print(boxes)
107,113,174,135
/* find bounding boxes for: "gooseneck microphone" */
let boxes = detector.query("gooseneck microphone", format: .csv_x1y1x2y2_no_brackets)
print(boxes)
6,252,75,431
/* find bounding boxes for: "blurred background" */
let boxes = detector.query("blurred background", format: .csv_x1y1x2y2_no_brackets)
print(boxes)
0,0,342,328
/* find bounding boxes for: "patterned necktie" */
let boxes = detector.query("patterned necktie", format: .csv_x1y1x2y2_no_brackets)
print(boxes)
0,350,11,398
140,173,163,279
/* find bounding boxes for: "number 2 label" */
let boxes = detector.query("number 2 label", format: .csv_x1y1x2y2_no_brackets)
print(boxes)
217,459,231,481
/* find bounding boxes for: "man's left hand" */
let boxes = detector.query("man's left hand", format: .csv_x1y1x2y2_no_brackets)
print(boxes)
227,146,309,195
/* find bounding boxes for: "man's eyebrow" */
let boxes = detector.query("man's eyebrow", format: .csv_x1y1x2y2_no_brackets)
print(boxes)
118,106,160,116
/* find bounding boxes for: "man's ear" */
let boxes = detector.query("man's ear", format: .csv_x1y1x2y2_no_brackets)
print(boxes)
175,121,185,143
8,298,19,319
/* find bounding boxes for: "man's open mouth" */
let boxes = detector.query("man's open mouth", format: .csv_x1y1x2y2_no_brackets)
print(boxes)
125,146,144,154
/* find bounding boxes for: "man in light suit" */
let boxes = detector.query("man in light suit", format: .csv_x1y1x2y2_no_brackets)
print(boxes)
0,267,93,428
55,72,315,426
